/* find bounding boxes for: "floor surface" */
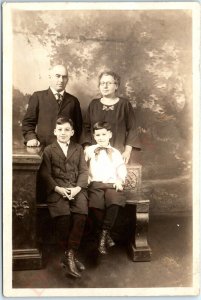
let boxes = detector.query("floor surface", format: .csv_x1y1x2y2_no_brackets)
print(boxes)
12,214,192,289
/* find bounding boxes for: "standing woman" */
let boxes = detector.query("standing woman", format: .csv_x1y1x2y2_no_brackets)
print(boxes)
83,71,139,164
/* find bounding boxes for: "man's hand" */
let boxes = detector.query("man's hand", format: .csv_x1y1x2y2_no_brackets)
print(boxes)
66,187,81,200
27,139,40,147
113,181,124,192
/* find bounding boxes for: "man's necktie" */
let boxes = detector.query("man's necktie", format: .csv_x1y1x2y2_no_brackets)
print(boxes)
102,105,114,111
94,147,113,160
56,93,63,107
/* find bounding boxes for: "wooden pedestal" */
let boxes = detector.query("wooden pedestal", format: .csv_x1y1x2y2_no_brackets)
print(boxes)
12,146,43,270
126,198,152,262
124,165,152,262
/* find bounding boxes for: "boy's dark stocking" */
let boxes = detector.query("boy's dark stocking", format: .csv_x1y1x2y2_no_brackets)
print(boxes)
90,207,104,236
61,213,86,278
68,213,86,251
54,215,70,250
103,204,119,230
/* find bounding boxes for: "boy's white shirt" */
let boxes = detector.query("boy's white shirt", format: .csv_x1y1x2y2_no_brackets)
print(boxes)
57,140,69,157
85,144,127,184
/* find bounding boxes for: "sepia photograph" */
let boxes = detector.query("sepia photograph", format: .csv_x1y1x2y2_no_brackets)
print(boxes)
3,1,200,297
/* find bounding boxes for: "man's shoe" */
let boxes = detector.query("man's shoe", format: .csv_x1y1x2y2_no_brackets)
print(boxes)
74,257,85,271
98,229,108,255
61,250,81,278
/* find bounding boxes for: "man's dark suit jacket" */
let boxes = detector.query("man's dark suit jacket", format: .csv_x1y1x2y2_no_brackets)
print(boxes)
22,88,83,146
40,141,88,210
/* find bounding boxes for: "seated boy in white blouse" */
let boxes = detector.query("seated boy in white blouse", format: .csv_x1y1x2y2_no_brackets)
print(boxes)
84,121,127,255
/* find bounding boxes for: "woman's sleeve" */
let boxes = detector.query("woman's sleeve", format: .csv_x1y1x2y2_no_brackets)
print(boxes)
125,101,140,149
115,152,127,182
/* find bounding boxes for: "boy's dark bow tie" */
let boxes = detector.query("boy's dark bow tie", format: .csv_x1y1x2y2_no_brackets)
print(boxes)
94,147,113,160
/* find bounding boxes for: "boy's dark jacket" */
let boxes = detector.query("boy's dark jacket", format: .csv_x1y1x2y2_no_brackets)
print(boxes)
40,141,88,204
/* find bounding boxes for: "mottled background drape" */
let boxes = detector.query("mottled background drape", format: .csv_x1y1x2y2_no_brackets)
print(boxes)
12,9,192,214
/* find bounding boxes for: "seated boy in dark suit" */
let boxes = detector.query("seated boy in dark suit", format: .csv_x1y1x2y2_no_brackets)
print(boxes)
40,117,88,278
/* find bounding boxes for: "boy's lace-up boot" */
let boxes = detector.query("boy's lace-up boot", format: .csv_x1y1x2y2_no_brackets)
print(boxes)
106,234,115,248
98,229,108,255
61,249,81,278
74,257,85,271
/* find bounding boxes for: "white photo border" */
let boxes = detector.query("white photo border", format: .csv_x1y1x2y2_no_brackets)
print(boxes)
3,1,200,297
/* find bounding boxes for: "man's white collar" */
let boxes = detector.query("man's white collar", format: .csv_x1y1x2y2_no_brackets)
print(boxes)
50,87,65,96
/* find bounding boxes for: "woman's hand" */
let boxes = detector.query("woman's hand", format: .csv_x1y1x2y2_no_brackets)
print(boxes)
82,142,91,150
122,145,132,164
122,151,131,164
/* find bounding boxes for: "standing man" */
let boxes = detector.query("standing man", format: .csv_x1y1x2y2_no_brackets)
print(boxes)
22,65,82,146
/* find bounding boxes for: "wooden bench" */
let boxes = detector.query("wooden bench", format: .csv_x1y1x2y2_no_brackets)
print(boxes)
12,146,151,270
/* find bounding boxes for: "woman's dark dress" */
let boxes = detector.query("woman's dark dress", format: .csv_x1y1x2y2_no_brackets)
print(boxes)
84,97,138,152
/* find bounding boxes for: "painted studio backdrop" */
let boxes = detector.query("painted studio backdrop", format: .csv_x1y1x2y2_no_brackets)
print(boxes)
12,9,192,215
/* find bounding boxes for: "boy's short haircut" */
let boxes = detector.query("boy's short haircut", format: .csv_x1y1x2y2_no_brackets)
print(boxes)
93,121,112,133
56,117,74,129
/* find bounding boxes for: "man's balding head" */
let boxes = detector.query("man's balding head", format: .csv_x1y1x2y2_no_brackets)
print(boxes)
49,65,68,92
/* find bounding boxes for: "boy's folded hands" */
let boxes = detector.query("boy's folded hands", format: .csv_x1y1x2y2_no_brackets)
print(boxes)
65,187,81,200
55,186,81,200
55,186,70,199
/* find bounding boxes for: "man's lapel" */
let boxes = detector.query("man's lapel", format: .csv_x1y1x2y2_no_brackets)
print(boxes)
46,88,58,110
62,91,72,106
